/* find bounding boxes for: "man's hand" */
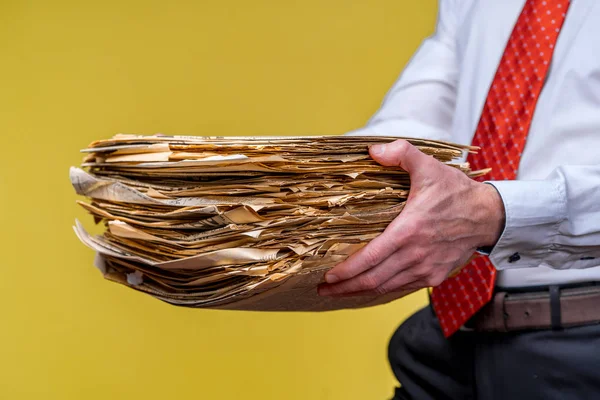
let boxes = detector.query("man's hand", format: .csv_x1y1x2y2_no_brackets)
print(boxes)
318,139,505,297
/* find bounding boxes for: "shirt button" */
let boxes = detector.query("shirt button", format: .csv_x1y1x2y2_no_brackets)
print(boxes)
508,252,521,263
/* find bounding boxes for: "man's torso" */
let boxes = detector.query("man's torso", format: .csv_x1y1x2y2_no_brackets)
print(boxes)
451,0,600,287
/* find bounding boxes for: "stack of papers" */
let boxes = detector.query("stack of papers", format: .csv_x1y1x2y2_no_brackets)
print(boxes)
71,135,485,311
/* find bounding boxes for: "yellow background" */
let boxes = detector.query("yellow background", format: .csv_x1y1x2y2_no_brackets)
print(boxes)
0,1,437,398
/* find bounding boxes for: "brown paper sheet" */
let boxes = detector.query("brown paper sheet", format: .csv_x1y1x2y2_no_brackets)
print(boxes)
71,134,483,311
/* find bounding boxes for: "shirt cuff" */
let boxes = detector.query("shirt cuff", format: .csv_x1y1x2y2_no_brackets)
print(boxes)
485,179,568,270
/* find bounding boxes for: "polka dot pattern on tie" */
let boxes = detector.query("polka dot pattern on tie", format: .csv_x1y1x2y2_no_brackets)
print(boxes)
431,0,571,338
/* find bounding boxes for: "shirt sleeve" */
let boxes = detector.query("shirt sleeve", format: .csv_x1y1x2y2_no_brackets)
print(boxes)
487,164,600,271
346,0,460,141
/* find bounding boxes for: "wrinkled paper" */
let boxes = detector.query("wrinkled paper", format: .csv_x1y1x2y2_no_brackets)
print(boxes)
71,135,487,311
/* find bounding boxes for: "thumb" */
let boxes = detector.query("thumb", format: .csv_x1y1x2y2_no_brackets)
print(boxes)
369,139,433,173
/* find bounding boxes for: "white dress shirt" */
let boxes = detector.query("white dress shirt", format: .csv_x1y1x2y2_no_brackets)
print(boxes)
347,0,600,288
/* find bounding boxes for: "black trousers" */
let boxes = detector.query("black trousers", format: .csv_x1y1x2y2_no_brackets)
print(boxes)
388,305,600,400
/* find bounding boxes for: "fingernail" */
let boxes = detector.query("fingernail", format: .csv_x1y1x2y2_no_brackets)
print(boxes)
325,273,340,284
370,144,386,156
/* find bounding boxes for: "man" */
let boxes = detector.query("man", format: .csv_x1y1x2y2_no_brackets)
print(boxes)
318,0,600,398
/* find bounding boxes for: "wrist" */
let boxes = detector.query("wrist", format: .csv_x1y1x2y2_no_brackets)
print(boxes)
475,182,506,248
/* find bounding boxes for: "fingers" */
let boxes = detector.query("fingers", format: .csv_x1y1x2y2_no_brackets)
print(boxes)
369,140,434,173
324,230,398,284
320,270,422,297
319,245,456,297
320,139,464,298
319,254,411,296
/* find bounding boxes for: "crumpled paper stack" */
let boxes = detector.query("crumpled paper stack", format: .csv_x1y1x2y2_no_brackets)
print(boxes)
71,135,484,311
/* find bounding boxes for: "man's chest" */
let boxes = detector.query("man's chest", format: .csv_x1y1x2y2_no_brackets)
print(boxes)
451,0,600,178
455,0,600,109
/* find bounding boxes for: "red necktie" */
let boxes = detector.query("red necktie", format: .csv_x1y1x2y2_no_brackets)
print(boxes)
431,0,570,337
